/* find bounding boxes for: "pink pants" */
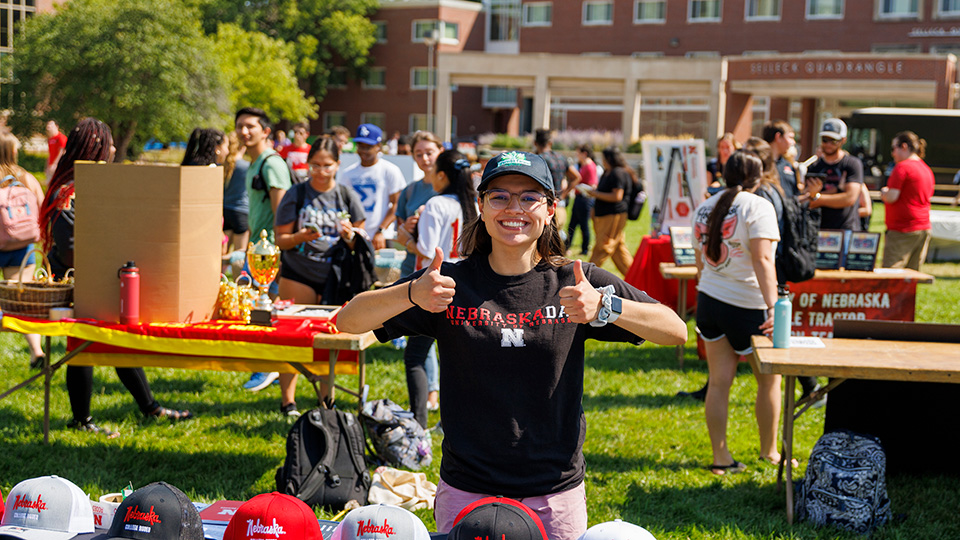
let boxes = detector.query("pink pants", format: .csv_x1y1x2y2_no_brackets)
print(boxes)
434,478,588,540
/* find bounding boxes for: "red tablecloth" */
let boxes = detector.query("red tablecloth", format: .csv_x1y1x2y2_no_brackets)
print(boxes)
624,234,697,312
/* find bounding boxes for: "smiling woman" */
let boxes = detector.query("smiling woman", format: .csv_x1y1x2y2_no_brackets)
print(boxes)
336,150,686,540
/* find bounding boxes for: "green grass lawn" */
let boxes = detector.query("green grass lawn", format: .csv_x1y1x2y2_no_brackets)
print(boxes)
1,202,958,539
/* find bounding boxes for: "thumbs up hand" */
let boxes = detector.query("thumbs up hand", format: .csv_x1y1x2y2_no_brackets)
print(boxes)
559,260,601,324
411,247,457,312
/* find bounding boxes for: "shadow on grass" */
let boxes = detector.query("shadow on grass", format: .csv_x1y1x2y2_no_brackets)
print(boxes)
616,480,809,538
586,347,704,374
583,392,707,411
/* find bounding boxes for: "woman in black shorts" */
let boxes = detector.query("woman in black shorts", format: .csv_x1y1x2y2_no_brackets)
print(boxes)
691,151,782,475
272,136,365,415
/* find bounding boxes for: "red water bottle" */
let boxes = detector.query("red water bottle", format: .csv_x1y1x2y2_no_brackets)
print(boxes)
118,261,140,325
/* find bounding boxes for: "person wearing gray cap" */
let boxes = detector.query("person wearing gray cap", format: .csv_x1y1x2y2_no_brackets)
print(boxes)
806,118,865,231
336,151,687,540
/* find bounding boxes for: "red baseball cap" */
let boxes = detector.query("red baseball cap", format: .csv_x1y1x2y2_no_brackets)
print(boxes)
449,497,547,540
223,493,322,540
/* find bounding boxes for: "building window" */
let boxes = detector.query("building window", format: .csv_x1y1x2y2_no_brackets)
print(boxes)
360,112,386,128
941,0,960,16
746,0,780,20
362,67,386,89
412,20,459,44
807,0,843,18
323,112,347,130
328,67,348,89
523,2,552,26
689,0,721,22
878,0,917,17
483,86,519,107
373,21,387,44
872,43,921,52
0,2,35,52
411,68,436,90
410,115,457,136
489,0,521,42
634,1,666,22
583,1,614,25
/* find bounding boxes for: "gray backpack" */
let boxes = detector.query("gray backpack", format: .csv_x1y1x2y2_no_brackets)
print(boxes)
796,429,891,534
361,399,432,470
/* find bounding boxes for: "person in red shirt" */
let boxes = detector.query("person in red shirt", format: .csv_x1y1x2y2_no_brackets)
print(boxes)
279,122,311,184
881,130,934,270
45,120,68,182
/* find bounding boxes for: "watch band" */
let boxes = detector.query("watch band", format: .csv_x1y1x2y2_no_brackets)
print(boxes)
589,285,622,327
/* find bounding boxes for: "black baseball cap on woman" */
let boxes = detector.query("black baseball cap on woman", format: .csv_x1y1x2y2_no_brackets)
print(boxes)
477,151,555,195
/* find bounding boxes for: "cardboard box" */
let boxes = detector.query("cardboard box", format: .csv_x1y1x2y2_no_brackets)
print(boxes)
74,163,222,323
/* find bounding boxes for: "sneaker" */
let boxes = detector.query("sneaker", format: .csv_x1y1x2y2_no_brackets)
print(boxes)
280,403,300,418
68,417,120,439
243,372,279,392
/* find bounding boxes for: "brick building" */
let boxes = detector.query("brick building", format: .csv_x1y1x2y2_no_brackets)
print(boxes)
320,0,960,157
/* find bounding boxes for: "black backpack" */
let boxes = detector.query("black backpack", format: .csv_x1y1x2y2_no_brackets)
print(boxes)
275,408,371,509
796,429,891,534
777,194,820,283
251,153,298,202
626,176,646,221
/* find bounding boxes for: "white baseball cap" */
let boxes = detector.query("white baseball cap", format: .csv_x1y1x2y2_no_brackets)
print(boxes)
331,504,430,540
819,118,847,140
0,476,95,540
577,519,658,540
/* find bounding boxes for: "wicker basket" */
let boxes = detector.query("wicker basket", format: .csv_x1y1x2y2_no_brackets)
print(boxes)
0,249,73,319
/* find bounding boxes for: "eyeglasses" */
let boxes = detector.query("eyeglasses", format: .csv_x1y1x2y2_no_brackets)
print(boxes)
820,137,841,145
482,189,548,211
308,163,337,173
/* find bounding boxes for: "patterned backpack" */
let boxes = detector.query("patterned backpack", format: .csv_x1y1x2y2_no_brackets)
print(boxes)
796,429,891,534
360,399,432,471
0,175,41,251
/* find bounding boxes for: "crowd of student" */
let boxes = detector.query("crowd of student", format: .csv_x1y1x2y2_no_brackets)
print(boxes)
0,111,938,539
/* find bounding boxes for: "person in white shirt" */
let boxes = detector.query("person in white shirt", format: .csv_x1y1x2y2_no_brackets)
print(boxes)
691,151,783,476
338,124,405,249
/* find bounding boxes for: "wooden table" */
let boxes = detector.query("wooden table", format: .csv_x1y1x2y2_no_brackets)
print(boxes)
1,309,376,443
659,262,698,365
750,335,960,524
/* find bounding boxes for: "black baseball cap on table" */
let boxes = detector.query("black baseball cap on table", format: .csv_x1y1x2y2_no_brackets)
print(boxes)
101,482,203,540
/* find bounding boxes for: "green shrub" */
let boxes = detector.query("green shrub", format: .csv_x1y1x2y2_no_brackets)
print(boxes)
18,152,47,174
490,133,528,149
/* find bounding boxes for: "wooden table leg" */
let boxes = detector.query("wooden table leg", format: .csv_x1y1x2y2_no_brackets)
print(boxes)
783,374,796,524
43,336,51,445
327,349,337,406
358,350,366,405
676,277,687,367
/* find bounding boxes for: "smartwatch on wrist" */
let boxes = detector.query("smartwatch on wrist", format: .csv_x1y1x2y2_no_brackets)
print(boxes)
590,285,623,327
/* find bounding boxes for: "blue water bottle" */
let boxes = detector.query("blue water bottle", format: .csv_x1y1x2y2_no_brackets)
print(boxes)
773,285,792,349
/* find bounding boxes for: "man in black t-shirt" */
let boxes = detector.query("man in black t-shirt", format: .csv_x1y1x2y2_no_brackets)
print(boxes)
534,128,580,236
807,118,864,231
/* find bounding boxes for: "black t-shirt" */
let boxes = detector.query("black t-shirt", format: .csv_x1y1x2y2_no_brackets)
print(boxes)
807,153,864,231
374,255,657,497
594,168,632,216
775,156,800,199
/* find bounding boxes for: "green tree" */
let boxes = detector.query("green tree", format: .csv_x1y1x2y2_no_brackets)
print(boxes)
197,0,379,103
210,23,317,126
8,0,227,161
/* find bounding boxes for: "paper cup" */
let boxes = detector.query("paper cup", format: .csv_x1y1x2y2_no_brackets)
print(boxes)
92,493,122,529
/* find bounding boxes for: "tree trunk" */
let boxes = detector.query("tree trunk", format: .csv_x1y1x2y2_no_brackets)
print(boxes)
115,119,137,162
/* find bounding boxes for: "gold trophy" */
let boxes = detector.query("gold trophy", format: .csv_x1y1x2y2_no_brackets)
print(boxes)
246,230,281,326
